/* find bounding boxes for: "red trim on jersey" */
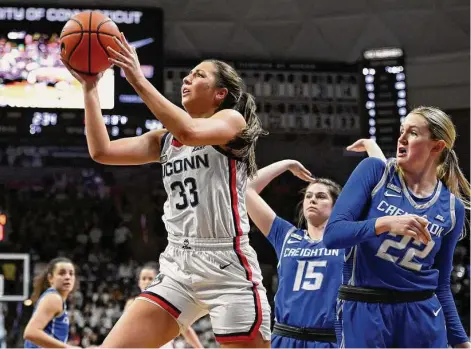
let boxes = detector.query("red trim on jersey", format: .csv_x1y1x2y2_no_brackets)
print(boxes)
229,159,244,237
234,233,253,284
171,138,184,147
216,159,262,343
139,291,180,318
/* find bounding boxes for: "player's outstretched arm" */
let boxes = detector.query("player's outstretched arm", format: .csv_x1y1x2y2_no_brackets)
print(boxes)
434,200,470,347
324,157,384,249
324,158,383,249
347,138,387,162
62,59,167,165
324,158,431,248
247,160,312,238
83,82,168,165
107,33,245,146
182,326,204,348
248,160,314,194
23,293,78,348
246,188,277,236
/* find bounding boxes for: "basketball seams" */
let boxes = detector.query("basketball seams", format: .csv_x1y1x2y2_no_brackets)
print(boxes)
70,67,98,76
59,18,83,39
96,19,115,59
70,18,83,27
61,31,86,38
61,17,84,63
61,31,117,39
65,33,84,65
88,11,93,75
97,19,113,32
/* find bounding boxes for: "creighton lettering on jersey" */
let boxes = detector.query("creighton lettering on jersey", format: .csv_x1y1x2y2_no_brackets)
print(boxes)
283,247,340,258
342,159,457,290
375,201,446,237
159,133,250,239
268,216,343,330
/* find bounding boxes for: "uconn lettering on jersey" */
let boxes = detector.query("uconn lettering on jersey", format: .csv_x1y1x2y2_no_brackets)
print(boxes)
283,247,340,258
377,200,445,237
162,153,209,178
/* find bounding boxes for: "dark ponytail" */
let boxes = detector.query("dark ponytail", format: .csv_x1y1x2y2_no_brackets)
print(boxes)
205,59,268,178
227,92,268,177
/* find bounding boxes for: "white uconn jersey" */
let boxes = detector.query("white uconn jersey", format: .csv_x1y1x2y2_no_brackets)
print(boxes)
160,133,250,239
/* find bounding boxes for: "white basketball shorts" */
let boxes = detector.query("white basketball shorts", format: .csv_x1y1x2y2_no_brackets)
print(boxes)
136,235,271,343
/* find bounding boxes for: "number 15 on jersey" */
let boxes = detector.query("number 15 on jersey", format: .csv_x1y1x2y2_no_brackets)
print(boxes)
293,260,327,291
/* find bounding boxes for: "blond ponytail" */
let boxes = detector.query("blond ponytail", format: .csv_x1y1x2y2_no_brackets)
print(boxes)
438,148,470,210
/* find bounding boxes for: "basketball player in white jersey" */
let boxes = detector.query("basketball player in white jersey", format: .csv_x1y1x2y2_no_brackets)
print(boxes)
62,33,270,348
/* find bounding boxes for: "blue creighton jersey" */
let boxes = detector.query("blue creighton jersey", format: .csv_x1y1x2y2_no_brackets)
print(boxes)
324,158,468,345
268,216,343,329
326,158,461,290
24,288,69,348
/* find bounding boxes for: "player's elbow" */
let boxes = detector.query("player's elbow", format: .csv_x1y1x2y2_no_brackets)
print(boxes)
89,149,108,164
23,326,36,342
323,236,335,249
323,224,337,249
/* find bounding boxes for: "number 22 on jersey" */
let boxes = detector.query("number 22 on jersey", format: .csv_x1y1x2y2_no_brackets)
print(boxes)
376,233,435,271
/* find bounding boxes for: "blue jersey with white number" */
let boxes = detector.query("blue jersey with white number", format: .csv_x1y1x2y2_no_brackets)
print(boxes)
24,288,69,348
324,157,468,345
268,216,343,329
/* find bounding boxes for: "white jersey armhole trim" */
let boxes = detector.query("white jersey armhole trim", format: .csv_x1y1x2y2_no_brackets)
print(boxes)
371,159,395,198
445,193,456,236
158,132,172,163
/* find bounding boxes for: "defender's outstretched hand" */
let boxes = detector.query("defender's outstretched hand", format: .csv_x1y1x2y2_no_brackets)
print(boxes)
346,138,371,153
287,160,315,183
347,138,386,162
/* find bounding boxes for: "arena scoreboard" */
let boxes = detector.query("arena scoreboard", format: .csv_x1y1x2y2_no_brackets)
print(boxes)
359,48,408,157
0,5,164,145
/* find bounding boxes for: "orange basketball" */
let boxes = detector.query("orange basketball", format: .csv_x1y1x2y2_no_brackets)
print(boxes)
60,11,121,75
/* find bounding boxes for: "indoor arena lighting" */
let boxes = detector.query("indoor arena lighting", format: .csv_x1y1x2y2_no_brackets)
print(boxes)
364,48,403,60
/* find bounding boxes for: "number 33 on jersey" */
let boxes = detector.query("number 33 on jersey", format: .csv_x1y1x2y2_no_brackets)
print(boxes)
159,134,251,240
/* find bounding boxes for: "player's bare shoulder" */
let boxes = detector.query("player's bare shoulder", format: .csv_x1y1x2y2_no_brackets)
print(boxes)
213,109,246,128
